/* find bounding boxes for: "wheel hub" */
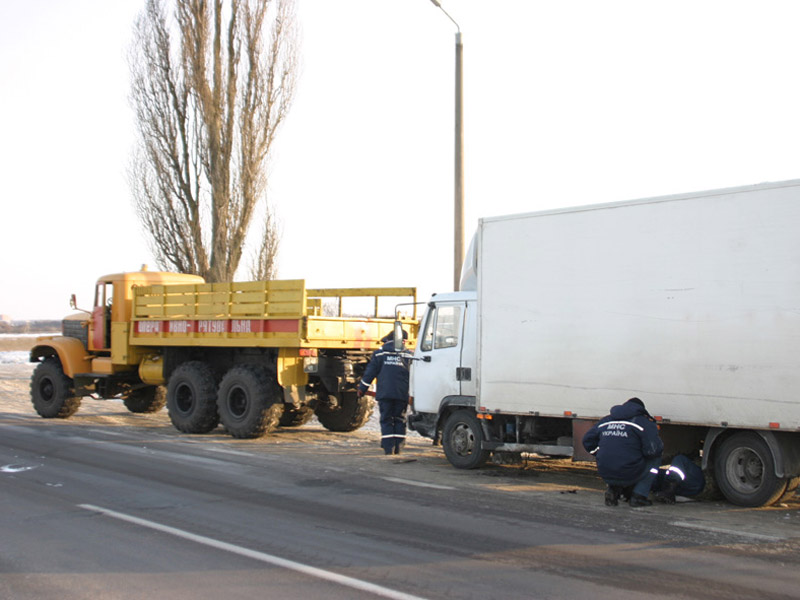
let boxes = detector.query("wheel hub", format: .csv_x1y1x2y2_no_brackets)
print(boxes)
452,423,475,456
39,378,55,403
226,386,248,419
175,383,194,414
728,447,764,492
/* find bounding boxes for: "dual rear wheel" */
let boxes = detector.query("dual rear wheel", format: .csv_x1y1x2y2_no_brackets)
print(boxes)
166,361,370,438
166,361,220,433
713,432,794,507
216,365,283,439
166,361,282,438
314,391,373,432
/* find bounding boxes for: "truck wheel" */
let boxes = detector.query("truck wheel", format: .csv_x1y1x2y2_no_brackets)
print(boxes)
315,391,373,432
30,357,82,418
217,365,283,439
714,432,787,507
166,362,219,433
279,405,315,427
442,409,489,469
123,386,167,413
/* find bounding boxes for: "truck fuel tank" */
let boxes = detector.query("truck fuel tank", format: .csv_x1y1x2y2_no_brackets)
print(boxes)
139,355,165,385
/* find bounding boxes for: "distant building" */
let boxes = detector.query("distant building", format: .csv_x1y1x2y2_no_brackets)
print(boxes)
0,315,11,323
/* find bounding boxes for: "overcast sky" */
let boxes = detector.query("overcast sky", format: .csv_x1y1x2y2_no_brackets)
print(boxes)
2,0,799,320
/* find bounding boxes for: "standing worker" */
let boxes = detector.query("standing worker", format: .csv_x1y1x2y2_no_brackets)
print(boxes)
582,397,664,507
358,330,413,455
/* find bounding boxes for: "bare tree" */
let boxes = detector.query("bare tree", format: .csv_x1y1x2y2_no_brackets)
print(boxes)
129,0,297,282
249,201,280,280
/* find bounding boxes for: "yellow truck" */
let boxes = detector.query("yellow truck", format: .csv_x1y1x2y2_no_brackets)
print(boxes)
30,268,418,438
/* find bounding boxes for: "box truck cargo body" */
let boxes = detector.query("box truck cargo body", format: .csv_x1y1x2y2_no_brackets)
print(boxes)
408,179,800,507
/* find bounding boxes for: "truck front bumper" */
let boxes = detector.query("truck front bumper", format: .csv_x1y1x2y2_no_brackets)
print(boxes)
407,412,437,440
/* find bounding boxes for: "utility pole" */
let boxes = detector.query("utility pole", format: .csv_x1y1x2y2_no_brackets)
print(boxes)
429,0,464,291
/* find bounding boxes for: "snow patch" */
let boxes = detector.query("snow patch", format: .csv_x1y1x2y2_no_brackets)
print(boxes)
0,333,58,338
0,351,30,365
1,464,38,473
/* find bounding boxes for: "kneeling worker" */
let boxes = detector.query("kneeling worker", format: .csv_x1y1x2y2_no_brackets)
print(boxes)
582,397,664,507
651,454,706,503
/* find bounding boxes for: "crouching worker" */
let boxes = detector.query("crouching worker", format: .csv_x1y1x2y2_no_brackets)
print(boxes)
582,397,664,507
358,329,413,455
651,454,705,503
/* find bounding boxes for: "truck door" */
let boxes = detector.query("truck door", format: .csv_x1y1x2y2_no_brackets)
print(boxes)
90,282,112,352
411,300,473,413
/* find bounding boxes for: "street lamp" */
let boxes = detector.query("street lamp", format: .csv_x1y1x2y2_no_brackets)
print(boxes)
429,0,464,291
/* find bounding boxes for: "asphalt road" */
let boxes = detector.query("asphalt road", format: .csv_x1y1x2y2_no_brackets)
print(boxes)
2,363,800,599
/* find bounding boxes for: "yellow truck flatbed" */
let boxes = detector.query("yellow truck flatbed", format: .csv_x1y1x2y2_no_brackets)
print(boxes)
129,279,417,349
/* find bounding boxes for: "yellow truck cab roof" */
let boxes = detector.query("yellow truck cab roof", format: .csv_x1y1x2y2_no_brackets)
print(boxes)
97,268,206,324
96,269,206,287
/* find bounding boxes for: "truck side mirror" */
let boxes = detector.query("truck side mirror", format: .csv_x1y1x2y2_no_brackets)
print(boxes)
69,294,91,314
393,321,405,350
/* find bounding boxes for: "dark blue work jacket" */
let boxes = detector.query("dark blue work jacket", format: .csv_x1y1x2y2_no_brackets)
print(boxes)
654,453,706,497
582,399,664,484
358,341,412,402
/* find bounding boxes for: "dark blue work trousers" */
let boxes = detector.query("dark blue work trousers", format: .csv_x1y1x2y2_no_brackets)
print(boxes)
606,456,662,498
378,398,407,455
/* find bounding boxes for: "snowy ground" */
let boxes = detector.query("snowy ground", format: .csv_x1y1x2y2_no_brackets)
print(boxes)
0,333,54,337
0,351,29,365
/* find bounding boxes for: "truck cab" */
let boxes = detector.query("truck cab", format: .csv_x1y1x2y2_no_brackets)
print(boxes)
30,269,206,417
84,270,205,369
408,292,476,441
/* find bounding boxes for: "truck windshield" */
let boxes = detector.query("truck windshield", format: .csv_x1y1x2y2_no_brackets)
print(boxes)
94,282,112,309
420,305,461,351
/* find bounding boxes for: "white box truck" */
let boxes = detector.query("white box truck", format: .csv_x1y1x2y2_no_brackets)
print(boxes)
407,179,800,507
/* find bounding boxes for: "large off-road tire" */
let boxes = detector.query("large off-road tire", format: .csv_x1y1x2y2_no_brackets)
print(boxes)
315,391,373,432
279,405,315,428
442,409,490,469
123,386,167,413
714,432,787,507
166,361,219,434
216,365,283,439
30,357,82,418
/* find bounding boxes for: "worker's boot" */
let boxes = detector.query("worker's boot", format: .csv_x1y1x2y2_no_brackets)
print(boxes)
604,485,622,506
620,485,634,502
654,479,678,504
629,493,652,507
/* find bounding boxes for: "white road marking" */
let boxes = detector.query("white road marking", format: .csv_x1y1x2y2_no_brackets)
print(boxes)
82,428,127,436
671,520,785,542
381,477,456,490
201,447,255,457
78,504,430,600
1,464,38,473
